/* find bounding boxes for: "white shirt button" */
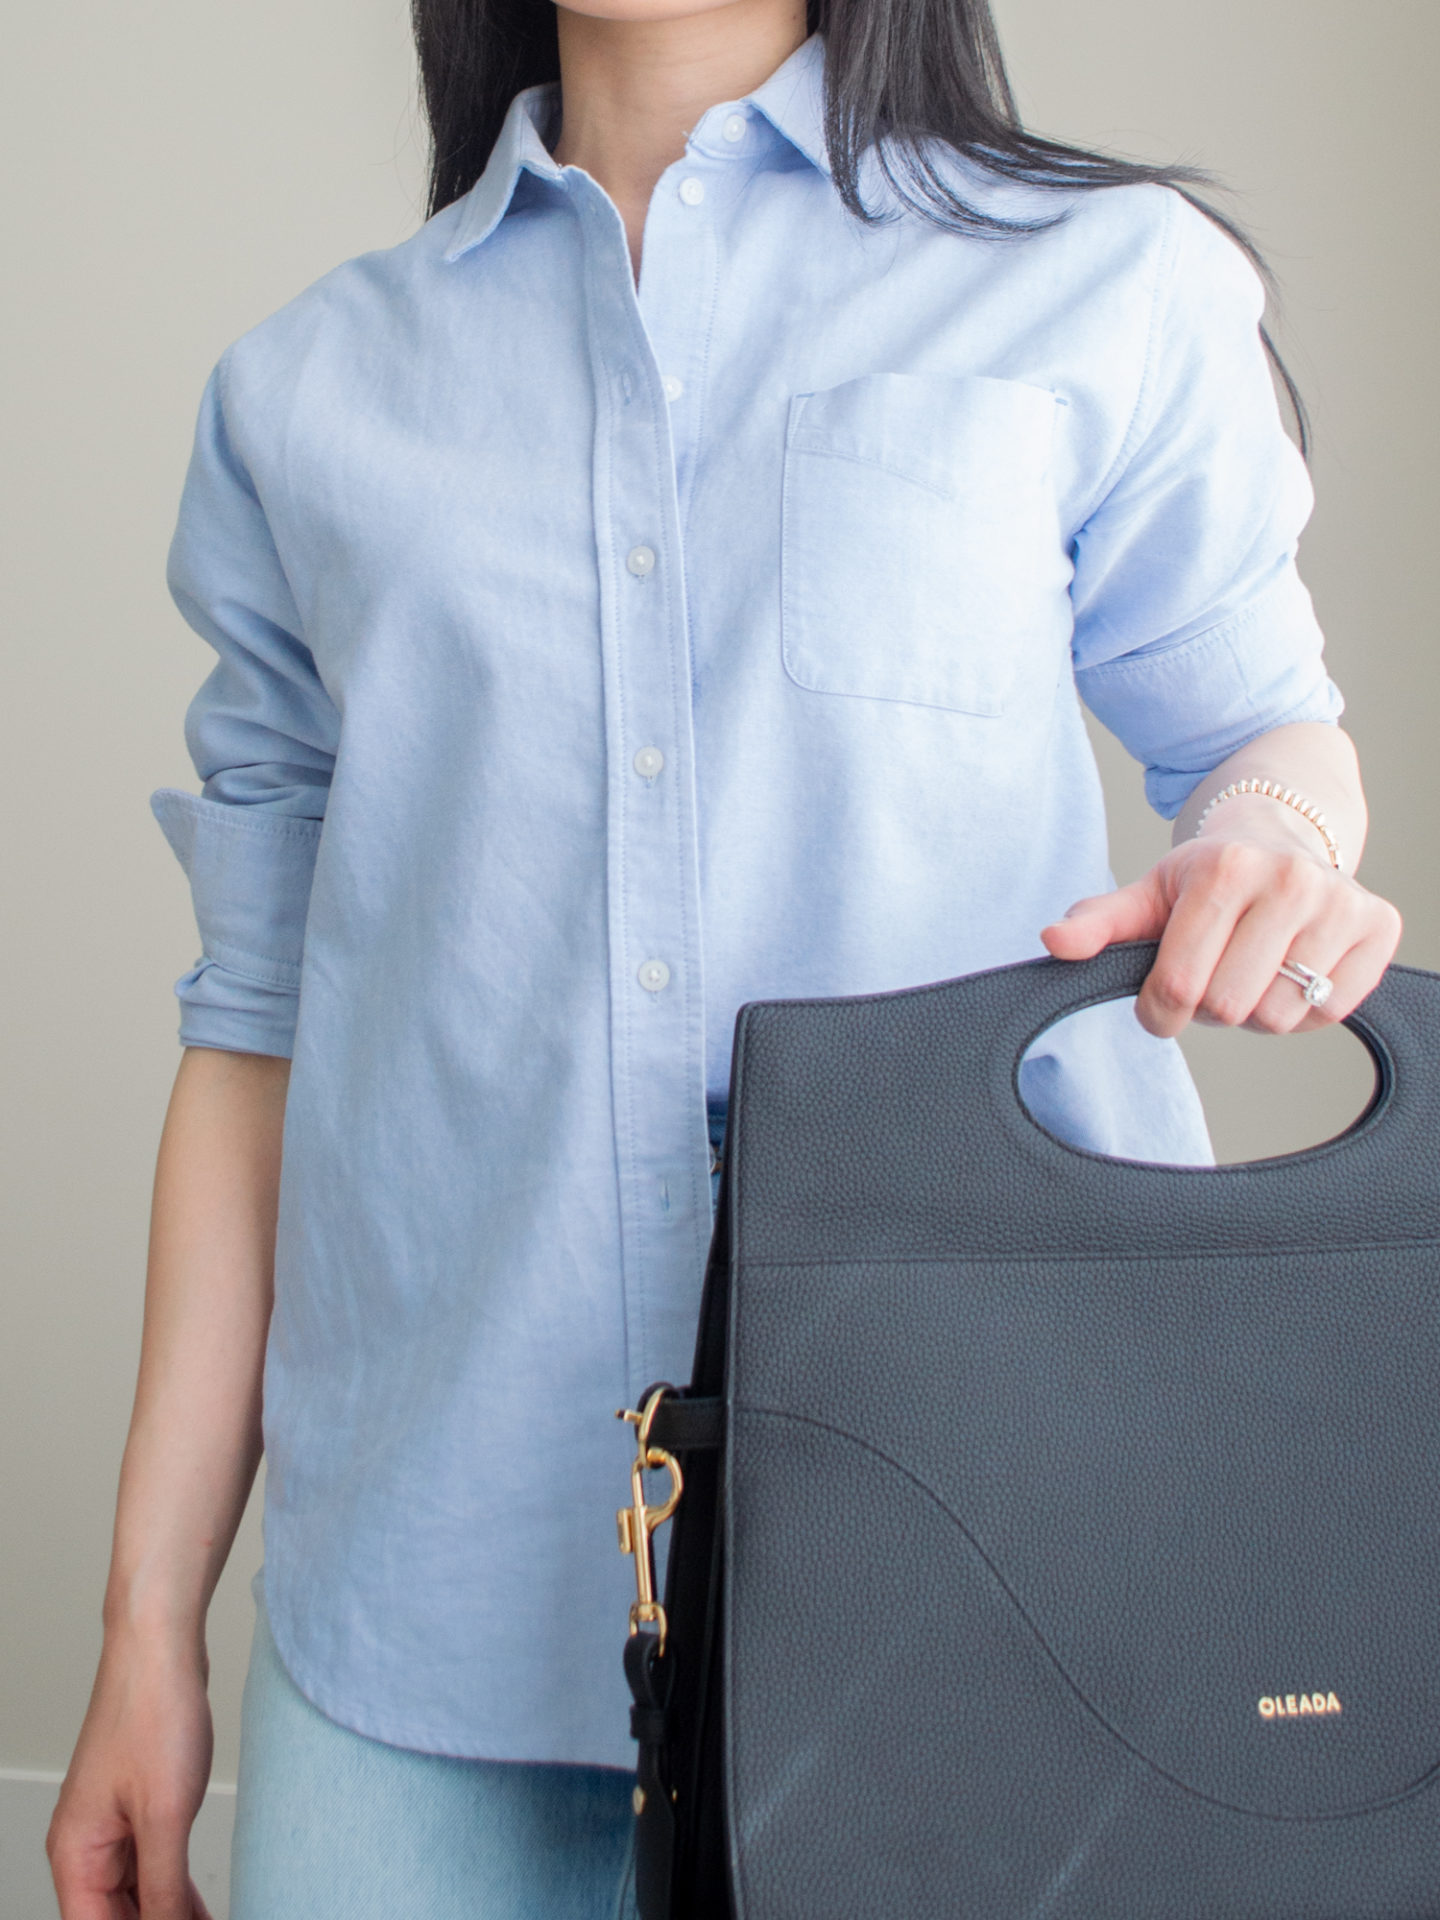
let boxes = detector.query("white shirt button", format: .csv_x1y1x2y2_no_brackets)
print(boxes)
678,177,706,206
722,113,747,143
638,959,671,994
661,374,684,403
626,545,656,577
633,746,665,779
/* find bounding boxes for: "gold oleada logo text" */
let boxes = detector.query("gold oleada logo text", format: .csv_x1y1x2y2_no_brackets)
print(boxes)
1258,1692,1342,1720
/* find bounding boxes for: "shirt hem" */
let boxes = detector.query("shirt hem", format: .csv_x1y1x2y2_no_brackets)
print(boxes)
260,1586,637,1771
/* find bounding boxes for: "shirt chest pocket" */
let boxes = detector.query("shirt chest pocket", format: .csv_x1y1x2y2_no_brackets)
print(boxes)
781,372,1062,716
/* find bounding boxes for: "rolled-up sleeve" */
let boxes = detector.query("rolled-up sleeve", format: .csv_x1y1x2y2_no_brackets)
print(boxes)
152,355,337,1057
1070,193,1344,818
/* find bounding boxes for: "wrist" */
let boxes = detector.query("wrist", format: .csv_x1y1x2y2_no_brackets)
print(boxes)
1189,778,1344,872
102,1560,212,1659
1189,792,1341,873
99,1615,210,1693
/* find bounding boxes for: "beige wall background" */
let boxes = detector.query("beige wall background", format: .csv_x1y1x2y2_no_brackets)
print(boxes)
2,0,1435,1909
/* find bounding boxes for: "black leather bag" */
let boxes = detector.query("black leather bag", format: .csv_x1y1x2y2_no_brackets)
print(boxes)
617,942,1440,1918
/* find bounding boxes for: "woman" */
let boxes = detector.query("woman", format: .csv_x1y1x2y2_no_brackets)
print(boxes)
48,0,1401,1915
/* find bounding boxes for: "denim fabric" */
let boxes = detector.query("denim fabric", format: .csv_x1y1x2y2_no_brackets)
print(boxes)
707,1101,727,1213
151,29,1338,1764
230,1579,636,1920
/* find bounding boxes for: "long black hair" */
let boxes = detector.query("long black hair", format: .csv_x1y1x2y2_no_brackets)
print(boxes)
411,0,1306,448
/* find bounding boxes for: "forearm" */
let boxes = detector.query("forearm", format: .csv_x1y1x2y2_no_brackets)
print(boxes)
1173,721,1368,874
103,1046,288,1655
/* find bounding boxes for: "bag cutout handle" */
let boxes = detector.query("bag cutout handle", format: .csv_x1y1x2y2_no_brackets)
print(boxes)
1002,940,1401,1179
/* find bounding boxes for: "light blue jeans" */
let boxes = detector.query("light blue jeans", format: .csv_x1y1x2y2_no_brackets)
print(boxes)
229,1579,637,1920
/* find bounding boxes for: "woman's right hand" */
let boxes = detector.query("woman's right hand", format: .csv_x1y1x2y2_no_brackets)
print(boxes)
48,1628,216,1920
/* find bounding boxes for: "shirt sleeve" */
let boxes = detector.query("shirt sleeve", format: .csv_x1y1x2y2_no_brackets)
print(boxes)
1069,192,1344,818
151,355,338,1058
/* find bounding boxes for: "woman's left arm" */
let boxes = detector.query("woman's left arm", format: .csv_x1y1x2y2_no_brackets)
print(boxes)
1042,721,1403,1037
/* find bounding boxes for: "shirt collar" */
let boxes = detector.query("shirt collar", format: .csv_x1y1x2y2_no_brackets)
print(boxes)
443,81,566,262
443,32,831,264
741,32,831,179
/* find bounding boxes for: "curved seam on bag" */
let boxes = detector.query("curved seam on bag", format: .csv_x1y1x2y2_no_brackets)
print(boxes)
734,1405,1440,1825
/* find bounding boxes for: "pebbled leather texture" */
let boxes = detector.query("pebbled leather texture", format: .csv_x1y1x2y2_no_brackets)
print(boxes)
706,944,1440,1918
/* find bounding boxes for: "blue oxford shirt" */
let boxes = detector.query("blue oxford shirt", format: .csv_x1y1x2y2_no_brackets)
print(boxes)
152,33,1341,1764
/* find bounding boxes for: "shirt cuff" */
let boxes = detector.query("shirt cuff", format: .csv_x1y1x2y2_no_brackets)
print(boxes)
152,788,322,1056
1074,565,1345,818
171,959,303,1058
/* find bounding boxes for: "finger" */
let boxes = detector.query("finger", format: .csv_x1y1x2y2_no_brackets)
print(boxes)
50,1856,136,1920
1239,903,1354,1033
1040,874,1167,960
50,1864,138,1919
1235,886,1400,1034
1243,947,1347,1035
1193,866,1336,1032
48,1814,138,1920
1252,919,1398,1036
1135,854,1257,1037
133,1813,195,1920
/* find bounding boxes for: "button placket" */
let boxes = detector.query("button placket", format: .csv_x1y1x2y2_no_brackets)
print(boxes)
576,185,710,1401
636,157,719,526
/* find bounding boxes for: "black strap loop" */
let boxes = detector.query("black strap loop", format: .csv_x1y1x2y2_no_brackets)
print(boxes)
643,1392,725,1454
624,1629,676,1920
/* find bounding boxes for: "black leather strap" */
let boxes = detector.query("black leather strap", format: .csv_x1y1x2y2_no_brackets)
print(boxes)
645,1393,725,1454
624,1630,675,1920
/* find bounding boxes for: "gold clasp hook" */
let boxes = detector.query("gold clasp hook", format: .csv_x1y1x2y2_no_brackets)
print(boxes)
616,1384,683,1651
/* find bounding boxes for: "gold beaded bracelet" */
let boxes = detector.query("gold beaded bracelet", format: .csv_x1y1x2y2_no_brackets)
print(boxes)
1193,777,1344,872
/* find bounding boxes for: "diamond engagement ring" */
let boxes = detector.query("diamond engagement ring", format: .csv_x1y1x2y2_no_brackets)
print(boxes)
1277,959,1334,1008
